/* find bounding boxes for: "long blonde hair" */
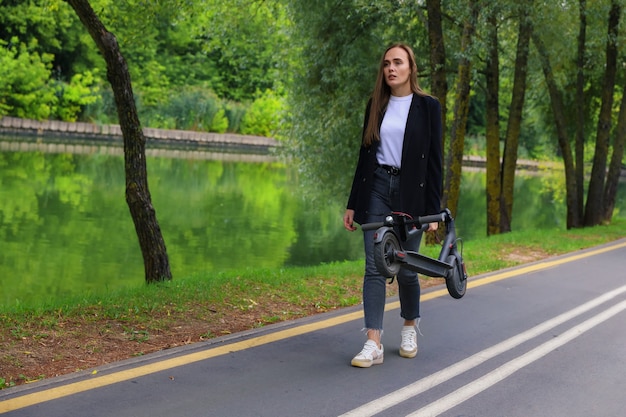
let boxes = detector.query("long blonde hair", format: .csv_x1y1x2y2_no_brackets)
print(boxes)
363,43,427,146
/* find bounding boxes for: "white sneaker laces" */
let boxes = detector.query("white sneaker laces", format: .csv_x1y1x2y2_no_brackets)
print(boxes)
356,340,380,359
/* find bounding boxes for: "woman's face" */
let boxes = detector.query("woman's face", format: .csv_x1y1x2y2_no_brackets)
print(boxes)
383,47,412,96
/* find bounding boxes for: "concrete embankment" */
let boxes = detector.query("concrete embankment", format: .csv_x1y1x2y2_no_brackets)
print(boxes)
1,116,624,176
461,154,562,173
0,116,278,154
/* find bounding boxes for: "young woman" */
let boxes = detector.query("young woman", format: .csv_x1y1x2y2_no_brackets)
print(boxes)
343,43,443,367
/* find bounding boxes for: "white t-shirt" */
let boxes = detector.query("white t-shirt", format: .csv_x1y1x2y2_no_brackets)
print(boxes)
377,94,412,168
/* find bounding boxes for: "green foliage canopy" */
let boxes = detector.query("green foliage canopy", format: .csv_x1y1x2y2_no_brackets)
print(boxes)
0,0,291,136
0,37,56,119
282,0,435,200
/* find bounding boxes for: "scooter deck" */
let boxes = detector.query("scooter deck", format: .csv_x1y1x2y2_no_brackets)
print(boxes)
397,250,453,278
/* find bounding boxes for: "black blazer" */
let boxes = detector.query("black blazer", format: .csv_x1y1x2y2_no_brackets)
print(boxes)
346,93,443,225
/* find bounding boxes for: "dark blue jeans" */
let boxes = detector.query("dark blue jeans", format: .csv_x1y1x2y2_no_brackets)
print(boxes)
362,166,422,330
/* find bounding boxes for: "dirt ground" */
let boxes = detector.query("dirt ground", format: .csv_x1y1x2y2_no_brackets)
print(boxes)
1,308,295,387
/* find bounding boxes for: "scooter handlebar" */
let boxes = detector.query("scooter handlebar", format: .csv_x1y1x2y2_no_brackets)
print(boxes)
418,212,449,225
361,209,451,232
362,222,430,232
361,222,385,231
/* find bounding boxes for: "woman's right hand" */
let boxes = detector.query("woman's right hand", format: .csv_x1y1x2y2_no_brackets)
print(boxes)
343,209,357,231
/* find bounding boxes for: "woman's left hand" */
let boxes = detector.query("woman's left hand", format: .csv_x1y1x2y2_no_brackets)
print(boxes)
427,222,439,232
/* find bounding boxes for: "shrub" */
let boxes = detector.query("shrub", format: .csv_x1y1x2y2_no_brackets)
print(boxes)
240,90,284,137
52,70,101,122
209,108,228,133
224,101,246,133
0,38,57,120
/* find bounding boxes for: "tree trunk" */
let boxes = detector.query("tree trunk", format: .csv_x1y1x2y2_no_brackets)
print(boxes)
425,0,449,244
485,12,501,236
574,0,587,224
426,0,448,152
584,0,620,226
442,0,478,217
602,78,626,221
500,0,532,233
532,32,578,228
65,0,172,283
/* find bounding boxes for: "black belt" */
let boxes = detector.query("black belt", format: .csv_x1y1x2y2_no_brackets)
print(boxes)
379,164,401,176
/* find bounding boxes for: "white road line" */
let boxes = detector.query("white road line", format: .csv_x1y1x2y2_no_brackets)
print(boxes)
407,299,626,417
338,284,626,417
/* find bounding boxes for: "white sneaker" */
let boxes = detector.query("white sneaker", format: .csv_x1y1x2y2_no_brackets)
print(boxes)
351,340,384,368
399,326,418,358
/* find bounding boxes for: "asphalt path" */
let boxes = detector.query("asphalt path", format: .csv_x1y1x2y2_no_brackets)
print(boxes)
2,239,626,417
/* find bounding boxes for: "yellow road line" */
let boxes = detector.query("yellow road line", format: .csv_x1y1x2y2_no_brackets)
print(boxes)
2,240,625,413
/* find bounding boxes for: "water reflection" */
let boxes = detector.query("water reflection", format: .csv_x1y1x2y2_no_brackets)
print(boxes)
455,169,573,237
0,140,363,305
1,137,624,305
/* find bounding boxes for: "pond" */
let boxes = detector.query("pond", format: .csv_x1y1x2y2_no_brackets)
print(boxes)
1,136,625,306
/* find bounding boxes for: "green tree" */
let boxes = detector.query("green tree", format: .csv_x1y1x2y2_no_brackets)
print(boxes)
484,6,502,236
531,0,624,228
193,0,291,101
532,29,579,228
426,0,448,144
603,83,626,220
442,0,479,217
0,0,103,120
0,38,56,118
583,0,621,226
499,1,532,234
65,0,171,283
0,0,288,128
0,0,96,76
282,0,441,201
574,0,588,223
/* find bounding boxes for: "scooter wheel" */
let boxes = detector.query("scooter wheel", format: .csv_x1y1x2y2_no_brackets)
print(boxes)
445,253,466,299
374,231,402,278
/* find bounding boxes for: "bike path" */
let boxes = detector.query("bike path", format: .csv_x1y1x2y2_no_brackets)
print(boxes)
2,239,626,417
